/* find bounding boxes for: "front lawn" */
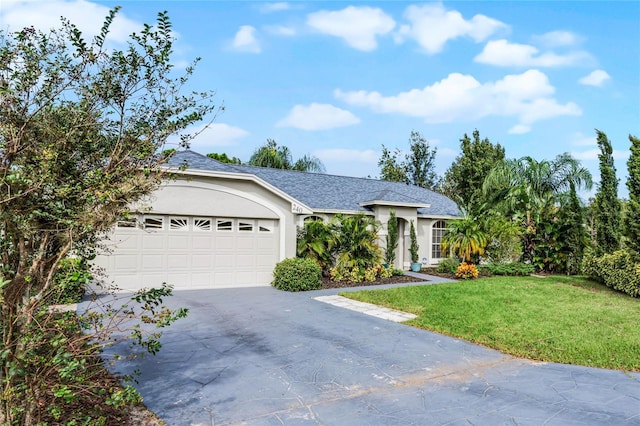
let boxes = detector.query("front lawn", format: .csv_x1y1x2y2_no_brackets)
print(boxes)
341,275,640,371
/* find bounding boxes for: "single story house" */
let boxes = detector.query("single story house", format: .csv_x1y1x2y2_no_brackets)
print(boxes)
93,150,460,291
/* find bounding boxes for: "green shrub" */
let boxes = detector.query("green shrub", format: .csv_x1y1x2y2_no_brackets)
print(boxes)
272,258,322,291
391,268,405,276
582,250,640,297
480,262,535,276
436,257,460,274
329,264,392,283
50,258,92,305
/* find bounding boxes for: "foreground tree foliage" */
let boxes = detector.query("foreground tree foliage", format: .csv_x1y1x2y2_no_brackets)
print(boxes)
0,9,218,423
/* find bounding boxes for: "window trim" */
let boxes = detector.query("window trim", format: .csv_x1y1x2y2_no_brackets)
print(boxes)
143,216,164,231
216,218,234,232
431,220,447,259
169,216,189,231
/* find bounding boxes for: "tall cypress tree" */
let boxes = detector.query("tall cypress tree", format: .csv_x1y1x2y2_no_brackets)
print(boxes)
593,130,621,255
623,134,640,256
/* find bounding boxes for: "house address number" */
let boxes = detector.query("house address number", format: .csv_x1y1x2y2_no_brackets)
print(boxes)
291,203,304,214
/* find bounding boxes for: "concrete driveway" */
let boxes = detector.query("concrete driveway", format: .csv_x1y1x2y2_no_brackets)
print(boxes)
101,279,640,425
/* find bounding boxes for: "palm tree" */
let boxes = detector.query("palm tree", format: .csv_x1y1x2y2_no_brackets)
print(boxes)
249,139,325,172
441,216,489,263
333,214,382,271
482,153,592,263
297,218,335,274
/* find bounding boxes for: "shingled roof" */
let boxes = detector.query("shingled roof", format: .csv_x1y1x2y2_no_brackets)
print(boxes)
167,150,460,217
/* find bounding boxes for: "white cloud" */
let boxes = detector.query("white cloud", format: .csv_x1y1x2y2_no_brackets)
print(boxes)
232,25,261,53
306,6,395,51
475,39,592,67
509,124,531,134
571,133,597,147
335,69,581,133
532,30,583,47
397,4,508,54
579,70,611,87
265,25,296,36
0,0,141,42
171,123,250,150
259,2,290,13
571,148,629,161
314,148,378,163
276,103,360,130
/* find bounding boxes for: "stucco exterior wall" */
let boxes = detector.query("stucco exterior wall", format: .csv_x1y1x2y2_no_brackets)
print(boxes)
134,176,300,261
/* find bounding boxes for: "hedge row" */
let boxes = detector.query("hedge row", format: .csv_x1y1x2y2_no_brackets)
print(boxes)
582,250,640,297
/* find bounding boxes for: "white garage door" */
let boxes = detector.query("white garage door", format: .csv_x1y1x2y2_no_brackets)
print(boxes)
94,215,279,291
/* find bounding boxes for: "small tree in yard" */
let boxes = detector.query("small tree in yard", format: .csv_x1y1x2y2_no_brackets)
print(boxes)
0,9,218,423
409,220,420,264
441,216,488,264
385,210,399,266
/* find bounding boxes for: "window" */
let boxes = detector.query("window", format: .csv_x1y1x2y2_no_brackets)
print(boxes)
258,220,274,233
216,219,233,231
238,220,254,232
116,217,137,228
432,220,447,259
170,217,189,231
144,216,163,230
194,218,212,231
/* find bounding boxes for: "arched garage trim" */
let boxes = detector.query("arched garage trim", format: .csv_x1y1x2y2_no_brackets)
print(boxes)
146,180,289,261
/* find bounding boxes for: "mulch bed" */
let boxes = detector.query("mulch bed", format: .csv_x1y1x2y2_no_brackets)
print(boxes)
321,273,428,289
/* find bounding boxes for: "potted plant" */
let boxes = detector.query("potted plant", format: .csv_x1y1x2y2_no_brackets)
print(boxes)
384,210,398,268
409,220,421,272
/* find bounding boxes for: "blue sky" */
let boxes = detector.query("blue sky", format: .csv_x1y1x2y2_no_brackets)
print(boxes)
2,1,639,197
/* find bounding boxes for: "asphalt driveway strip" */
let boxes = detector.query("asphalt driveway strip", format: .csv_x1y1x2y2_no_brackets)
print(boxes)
92,278,640,425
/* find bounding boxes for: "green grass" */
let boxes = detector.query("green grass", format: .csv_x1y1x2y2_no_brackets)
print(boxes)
340,276,640,371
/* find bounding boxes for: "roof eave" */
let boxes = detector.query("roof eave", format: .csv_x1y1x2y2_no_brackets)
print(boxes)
359,200,430,209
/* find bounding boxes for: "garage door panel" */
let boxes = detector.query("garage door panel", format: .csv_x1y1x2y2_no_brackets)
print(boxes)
142,254,164,269
191,254,213,269
189,273,211,288
141,273,165,288
142,234,165,249
236,254,256,265
236,271,255,285
192,236,214,249
213,271,234,283
96,215,279,291
168,254,189,268
256,237,275,250
256,254,275,267
216,236,235,250
215,254,235,268
111,234,139,249
256,271,273,285
167,235,189,249
236,237,255,249
114,255,138,271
